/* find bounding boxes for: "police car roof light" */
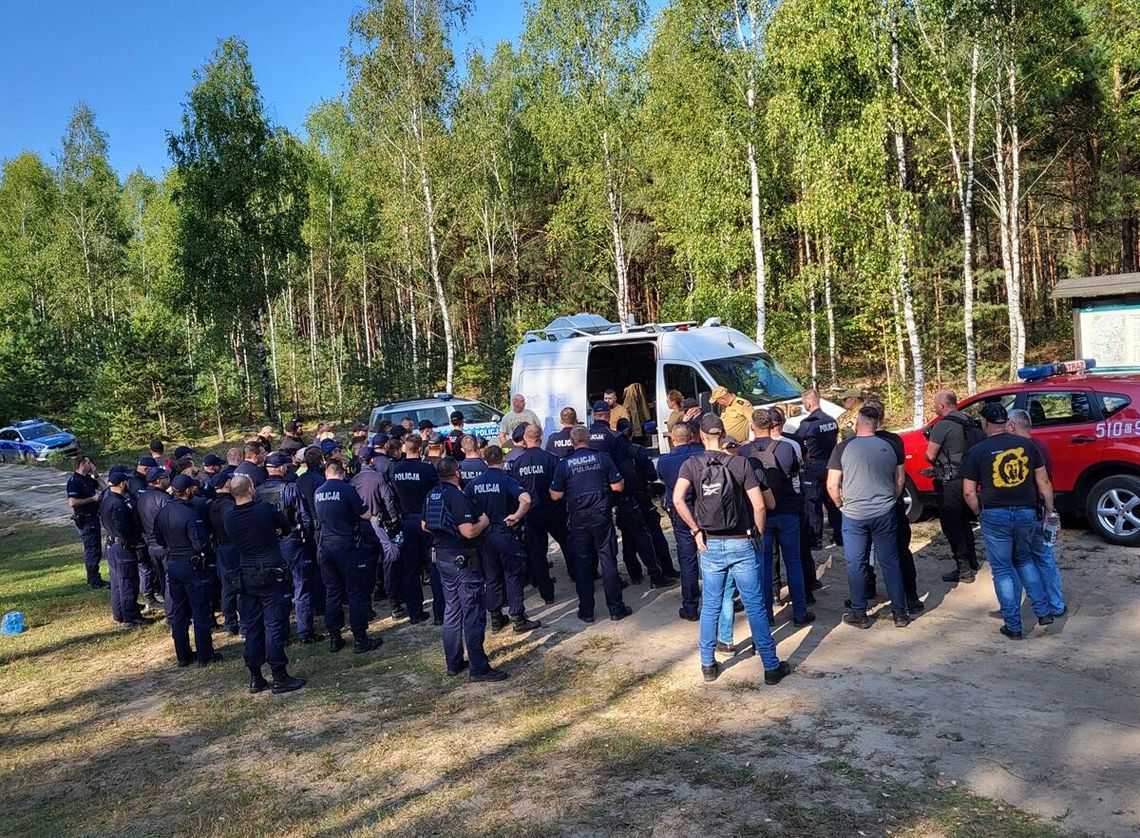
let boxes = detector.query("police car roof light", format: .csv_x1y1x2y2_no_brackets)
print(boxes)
433,392,453,400
1016,358,1096,382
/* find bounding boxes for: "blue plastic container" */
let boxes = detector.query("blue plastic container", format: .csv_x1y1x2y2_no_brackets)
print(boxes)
1,611,25,635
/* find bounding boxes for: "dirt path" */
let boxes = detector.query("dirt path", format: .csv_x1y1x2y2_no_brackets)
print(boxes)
0,464,72,526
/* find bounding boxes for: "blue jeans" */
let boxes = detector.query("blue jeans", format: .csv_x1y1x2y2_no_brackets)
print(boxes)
718,571,737,645
763,513,808,618
979,507,1050,632
699,538,780,671
1029,530,1066,614
842,509,905,613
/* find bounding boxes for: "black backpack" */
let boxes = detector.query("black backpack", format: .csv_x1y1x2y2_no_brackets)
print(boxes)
938,414,986,479
694,453,740,532
751,441,796,504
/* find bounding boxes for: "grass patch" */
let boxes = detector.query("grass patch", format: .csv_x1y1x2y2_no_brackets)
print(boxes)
0,520,1075,837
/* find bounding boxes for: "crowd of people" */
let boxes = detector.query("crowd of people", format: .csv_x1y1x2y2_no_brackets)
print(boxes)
63,384,1067,692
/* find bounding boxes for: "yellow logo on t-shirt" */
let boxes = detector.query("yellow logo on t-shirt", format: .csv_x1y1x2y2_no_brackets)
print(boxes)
992,447,1030,488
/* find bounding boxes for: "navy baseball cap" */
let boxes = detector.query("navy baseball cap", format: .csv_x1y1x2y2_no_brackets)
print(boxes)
592,400,609,413
616,418,632,434
138,456,158,468
320,439,341,455
359,446,376,462
418,419,435,431
352,422,367,432
266,452,292,466
146,467,169,484
450,410,464,423
174,446,195,459
428,432,446,445
107,470,130,486
202,453,224,467
512,423,527,442
212,470,234,486
371,432,389,447
170,474,196,492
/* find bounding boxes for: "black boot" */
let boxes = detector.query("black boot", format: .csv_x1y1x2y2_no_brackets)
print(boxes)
354,635,384,654
489,610,510,633
270,666,306,694
513,616,540,633
248,666,269,694
329,631,346,653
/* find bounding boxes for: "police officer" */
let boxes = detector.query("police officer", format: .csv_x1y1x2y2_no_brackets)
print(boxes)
656,423,705,621
200,453,226,500
208,471,241,635
465,445,540,634
550,426,632,623
99,467,151,626
422,457,506,681
508,424,565,602
235,442,268,487
128,457,155,498
545,407,579,458
154,475,220,668
67,455,108,589
224,473,305,694
505,423,528,468
617,418,679,580
795,388,843,550
391,435,442,625
293,446,328,622
261,452,324,643
351,445,403,620
458,434,487,486
710,385,753,444
314,459,384,654
425,433,447,466
137,467,172,610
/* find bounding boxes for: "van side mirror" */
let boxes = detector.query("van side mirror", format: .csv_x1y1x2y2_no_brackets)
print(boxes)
699,391,711,412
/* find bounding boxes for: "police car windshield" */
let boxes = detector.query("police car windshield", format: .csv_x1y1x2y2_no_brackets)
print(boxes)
21,423,61,440
702,354,802,403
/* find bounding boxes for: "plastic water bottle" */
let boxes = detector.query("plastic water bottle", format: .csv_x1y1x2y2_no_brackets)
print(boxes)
1043,512,1061,547
1,611,25,635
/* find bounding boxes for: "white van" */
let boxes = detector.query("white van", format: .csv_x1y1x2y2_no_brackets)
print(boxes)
509,313,841,453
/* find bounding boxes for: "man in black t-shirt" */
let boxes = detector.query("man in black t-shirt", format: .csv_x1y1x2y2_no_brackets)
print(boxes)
959,402,1053,639
925,390,980,582
673,414,789,686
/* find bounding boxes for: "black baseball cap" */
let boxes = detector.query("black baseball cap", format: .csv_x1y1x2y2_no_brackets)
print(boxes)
418,419,435,431
170,474,196,492
352,422,367,432
202,453,224,467
174,445,195,459
616,418,632,434
592,400,609,413
428,432,445,445
146,467,169,484
699,414,725,435
980,402,1008,424
138,456,158,467
512,423,527,443
266,452,292,466
107,470,130,486
450,410,464,423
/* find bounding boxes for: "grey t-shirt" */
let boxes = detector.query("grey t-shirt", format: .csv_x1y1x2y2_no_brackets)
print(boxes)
827,435,900,521
500,409,540,438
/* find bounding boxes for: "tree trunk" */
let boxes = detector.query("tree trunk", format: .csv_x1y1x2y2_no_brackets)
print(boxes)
891,286,907,383
602,128,630,328
251,312,275,420
1007,55,1026,371
804,226,818,388
748,137,766,349
823,232,838,387
210,369,225,441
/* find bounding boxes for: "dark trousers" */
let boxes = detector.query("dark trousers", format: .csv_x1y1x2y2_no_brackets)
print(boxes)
482,528,527,617
639,497,676,575
895,499,918,599
803,466,843,547
379,531,403,609
616,496,664,582
842,509,906,614
77,517,102,583
400,515,431,619
146,545,168,607
437,559,490,676
215,543,240,629
762,512,809,619
523,509,560,601
318,541,374,641
139,549,161,599
240,573,292,670
282,537,319,638
568,511,625,619
166,558,215,665
107,542,141,622
936,478,978,574
670,510,701,616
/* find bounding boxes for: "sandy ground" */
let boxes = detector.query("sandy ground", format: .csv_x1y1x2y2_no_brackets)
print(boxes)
2,462,1138,835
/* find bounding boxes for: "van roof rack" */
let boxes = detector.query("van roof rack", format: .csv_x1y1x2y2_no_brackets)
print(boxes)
524,313,701,342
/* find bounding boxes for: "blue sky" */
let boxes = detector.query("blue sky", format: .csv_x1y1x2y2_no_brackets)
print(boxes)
0,0,527,179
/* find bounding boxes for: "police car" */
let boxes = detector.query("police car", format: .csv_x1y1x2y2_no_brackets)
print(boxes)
0,419,79,461
900,360,1140,545
367,394,504,441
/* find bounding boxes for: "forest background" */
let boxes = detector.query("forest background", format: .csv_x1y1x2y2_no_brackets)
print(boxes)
1,0,1137,453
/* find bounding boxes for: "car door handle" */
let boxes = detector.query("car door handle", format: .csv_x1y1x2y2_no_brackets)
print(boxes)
1071,436,1097,444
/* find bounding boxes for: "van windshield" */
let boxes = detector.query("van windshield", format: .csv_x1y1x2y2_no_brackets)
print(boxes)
702,353,802,404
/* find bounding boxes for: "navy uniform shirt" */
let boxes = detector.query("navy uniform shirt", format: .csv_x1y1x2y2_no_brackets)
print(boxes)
224,500,289,566
137,488,172,549
654,442,705,512
545,427,576,458
313,477,367,539
235,460,267,487
508,447,560,514
423,482,477,552
207,464,237,495
209,494,236,545
99,490,141,545
458,455,488,488
626,442,658,497
295,467,325,530
128,471,148,498
66,472,100,519
505,446,526,469
551,448,622,515
795,408,839,468
588,421,629,464
153,499,210,559
351,464,398,523
465,467,525,527
390,458,440,517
